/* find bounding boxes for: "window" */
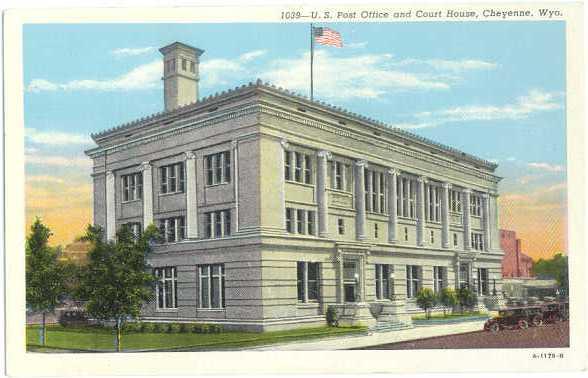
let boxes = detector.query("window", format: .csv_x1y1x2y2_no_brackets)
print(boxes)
123,222,142,239
165,59,176,73
154,267,177,309
158,217,185,243
285,208,315,235
374,223,379,238
459,264,469,289
404,227,408,241
205,210,231,239
365,170,385,213
160,163,185,194
406,265,421,298
297,262,320,302
190,61,196,73
289,151,313,184
450,190,462,213
433,266,445,293
199,264,225,309
333,161,348,191
205,151,231,185
453,233,458,248
430,230,435,244
338,218,345,235
397,176,417,219
284,150,292,180
426,184,441,222
477,268,489,296
470,194,482,216
375,264,391,300
122,172,143,202
471,232,484,251
181,58,187,71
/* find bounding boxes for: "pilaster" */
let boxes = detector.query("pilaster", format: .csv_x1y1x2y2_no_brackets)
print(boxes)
140,162,153,230
387,168,399,243
184,152,198,238
463,188,472,251
482,192,491,252
317,150,332,238
416,176,427,246
354,160,368,241
105,170,116,240
441,182,451,249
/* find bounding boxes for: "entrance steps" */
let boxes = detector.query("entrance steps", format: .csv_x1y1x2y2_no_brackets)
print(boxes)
372,320,414,333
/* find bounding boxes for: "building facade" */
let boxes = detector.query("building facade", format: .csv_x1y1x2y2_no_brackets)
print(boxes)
86,42,505,331
500,229,534,278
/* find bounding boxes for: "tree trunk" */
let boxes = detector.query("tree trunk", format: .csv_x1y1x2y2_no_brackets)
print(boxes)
39,312,46,346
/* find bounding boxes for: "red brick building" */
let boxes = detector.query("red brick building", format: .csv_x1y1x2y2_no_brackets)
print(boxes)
500,229,534,278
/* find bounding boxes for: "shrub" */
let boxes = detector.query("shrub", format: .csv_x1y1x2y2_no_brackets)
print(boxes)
416,288,437,319
209,324,223,333
140,322,155,333
326,306,338,327
179,323,190,333
439,288,458,316
123,322,141,333
191,324,202,333
457,287,478,312
169,323,182,333
200,324,210,334
152,323,164,333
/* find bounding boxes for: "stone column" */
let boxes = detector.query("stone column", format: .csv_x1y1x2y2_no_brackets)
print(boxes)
387,169,399,243
442,183,451,249
482,193,491,252
454,255,461,290
337,251,344,304
463,189,472,251
317,150,331,238
105,170,116,240
490,193,500,251
280,139,290,231
398,176,404,218
416,176,427,246
354,160,368,241
185,152,198,239
232,140,239,233
140,162,153,230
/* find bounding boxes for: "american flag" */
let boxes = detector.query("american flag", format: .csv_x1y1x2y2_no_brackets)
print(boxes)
313,27,343,48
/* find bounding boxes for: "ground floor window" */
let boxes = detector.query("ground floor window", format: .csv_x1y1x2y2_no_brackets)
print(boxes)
297,262,320,302
459,263,470,289
154,267,177,309
433,266,446,293
477,268,489,296
406,265,421,298
199,264,225,309
375,264,391,300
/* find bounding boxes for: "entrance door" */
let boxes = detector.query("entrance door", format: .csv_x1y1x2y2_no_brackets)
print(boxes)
343,260,358,302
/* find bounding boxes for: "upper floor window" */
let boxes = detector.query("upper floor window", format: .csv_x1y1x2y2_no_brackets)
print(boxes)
332,161,350,191
181,58,187,71
190,61,196,73
433,266,446,293
199,264,225,309
297,261,319,302
285,207,315,235
397,176,417,219
470,194,482,216
471,232,484,251
160,163,185,194
365,169,385,214
205,210,231,239
165,59,176,73
453,233,458,248
154,267,177,309
205,151,231,186
158,217,185,243
425,184,441,222
337,218,345,235
122,172,143,202
450,190,462,213
123,222,142,240
375,264,391,300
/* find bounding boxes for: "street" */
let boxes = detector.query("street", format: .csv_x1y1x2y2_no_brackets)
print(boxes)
356,321,569,349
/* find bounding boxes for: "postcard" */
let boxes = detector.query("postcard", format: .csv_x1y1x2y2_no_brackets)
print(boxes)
4,2,586,375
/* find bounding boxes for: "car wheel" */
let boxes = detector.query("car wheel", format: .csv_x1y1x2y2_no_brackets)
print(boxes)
489,323,500,333
518,320,529,329
531,316,543,327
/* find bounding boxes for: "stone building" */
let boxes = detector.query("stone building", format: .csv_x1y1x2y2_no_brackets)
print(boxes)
86,42,504,331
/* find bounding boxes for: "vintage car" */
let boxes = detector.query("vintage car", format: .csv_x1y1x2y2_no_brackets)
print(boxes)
542,301,569,323
484,306,543,333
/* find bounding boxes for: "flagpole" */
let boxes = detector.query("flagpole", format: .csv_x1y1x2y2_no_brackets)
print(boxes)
310,23,314,101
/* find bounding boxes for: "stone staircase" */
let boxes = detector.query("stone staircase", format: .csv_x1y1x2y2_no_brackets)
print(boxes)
372,319,414,333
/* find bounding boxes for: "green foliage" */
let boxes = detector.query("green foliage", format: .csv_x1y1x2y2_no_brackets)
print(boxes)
439,288,458,316
415,288,437,319
140,322,155,333
456,287,477,311
26,218,65,313
77,223,160,350
532,253,569,295
326,306,338,327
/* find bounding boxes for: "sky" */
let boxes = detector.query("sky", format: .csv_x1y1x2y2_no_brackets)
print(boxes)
23,22,567,260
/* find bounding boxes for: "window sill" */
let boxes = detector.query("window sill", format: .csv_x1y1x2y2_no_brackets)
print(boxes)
285,180,315,188
155,308,178,313
121,199,142,204
197,308,226,312
297,302,320,308
159,191,185,197
328,188,352,195
205,181,230,188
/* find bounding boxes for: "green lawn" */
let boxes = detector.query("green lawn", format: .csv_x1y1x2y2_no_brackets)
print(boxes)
411,311,487,320
27,324,366,352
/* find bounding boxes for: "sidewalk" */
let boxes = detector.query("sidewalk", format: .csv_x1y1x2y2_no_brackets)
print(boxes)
247,320,487,351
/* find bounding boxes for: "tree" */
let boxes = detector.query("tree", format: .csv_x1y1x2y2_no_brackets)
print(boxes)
532,253,569,296
439,288,458,317
79,223,159,352
26,218,65,346
456,287,477,313
415,288,437,319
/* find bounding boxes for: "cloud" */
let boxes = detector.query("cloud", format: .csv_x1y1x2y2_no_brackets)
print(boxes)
26,154,92,169
26,128,92,146
528,162,565,173
346,41,368,49
26,175,65,184
200,50,267,87
261,50,452,100
111,47,156,57
396,58,497,72
238,50,266,62
404,89,563,128
27,60,162,93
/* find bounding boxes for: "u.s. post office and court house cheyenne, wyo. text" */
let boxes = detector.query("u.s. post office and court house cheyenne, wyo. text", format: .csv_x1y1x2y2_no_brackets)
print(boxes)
86,41,505,331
